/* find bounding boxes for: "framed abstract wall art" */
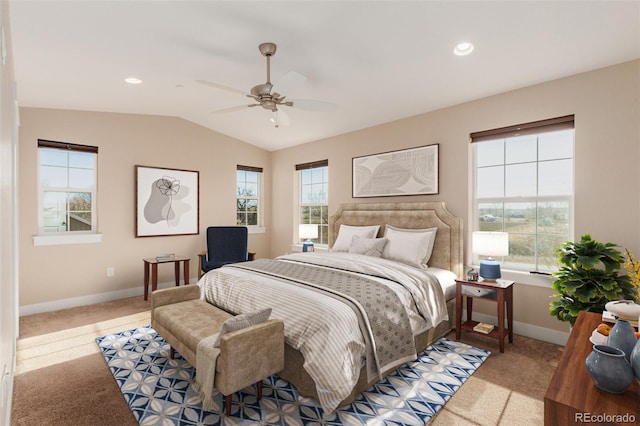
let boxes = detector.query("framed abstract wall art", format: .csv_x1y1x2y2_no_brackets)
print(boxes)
352,143,439,197
135,165,199,237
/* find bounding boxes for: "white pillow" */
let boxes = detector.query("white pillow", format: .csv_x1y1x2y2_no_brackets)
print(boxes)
382,225,438,268
213,308,272,348
332,225,380,252
349,236,388,257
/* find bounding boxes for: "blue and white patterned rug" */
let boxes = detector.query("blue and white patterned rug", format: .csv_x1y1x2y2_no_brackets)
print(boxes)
96,326,489,425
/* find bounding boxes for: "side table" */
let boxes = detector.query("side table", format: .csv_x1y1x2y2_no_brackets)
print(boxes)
143,255,190,301
455,278,514,352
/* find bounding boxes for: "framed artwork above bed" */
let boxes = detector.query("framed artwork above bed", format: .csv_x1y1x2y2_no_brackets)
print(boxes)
352,143,439,197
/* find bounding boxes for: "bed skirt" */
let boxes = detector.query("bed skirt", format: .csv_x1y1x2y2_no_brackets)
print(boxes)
276,297,456,408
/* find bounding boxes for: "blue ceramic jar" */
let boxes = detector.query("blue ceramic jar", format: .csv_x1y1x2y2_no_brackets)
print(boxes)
631,338,640,380
585,344,634,394
608,319,637,362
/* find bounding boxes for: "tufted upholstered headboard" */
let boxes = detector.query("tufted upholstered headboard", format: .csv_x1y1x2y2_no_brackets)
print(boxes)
328,202,463,277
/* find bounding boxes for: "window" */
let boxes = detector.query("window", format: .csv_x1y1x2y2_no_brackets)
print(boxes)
472,115,574,274
38,139,98,234
297,160,329,246
236,165,262,227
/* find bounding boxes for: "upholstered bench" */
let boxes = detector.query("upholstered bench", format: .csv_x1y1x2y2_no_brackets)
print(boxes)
151,285,284,415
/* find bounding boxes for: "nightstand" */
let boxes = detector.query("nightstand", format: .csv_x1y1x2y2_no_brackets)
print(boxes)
455,278,514,352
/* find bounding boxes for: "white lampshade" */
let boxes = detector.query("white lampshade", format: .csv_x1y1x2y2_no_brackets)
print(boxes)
472,231,509,257
299,224,318,240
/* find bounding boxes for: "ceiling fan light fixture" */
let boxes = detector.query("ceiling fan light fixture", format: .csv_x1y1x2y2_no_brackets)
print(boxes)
453,42,474,56
262,100,276,110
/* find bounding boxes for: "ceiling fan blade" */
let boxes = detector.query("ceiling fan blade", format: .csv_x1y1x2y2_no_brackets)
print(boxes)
196,80,248,97
270,109,290,128
275,70,308,93
212,104,257,114
288,99,338,111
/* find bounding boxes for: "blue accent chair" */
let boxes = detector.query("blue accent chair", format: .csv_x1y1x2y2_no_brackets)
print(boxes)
197,226,254,278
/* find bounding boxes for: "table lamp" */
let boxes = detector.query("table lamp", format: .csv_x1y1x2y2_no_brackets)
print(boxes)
472,231,509,280
299,224,318,252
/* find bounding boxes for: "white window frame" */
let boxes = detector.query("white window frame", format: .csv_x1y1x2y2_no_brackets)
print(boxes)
471,116,575,276
295,160,329,248
35,140,101,246
236,165,265,234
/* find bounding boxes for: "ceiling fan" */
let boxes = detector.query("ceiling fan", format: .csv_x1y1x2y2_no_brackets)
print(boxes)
197,42,336,126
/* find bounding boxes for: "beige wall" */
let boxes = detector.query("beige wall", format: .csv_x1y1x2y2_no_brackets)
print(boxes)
270,60,640,335
19,109,271,307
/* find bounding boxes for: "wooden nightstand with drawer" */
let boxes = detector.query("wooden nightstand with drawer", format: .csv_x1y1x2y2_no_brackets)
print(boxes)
455,278,514,352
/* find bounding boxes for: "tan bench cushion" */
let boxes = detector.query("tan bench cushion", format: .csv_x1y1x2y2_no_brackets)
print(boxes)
153,299,232,352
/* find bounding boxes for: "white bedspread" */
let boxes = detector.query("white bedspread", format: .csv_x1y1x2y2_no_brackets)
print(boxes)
198,252,448,413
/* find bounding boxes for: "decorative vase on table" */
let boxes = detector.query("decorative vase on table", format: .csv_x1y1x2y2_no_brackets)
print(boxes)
631,339,640,381
608,318,637,362
585,345,634,394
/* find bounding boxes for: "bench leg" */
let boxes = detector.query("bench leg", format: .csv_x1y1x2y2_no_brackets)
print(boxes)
170,346,175,359
222,382,261,415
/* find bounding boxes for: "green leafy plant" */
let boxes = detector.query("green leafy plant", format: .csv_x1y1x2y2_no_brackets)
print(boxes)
549,234,637,325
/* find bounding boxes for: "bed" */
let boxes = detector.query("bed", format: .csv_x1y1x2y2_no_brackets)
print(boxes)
198,201,463,412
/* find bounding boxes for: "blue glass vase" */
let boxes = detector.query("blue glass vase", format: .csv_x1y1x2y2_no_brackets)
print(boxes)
608,319,637,362
585,345,634,394
631,338,640,381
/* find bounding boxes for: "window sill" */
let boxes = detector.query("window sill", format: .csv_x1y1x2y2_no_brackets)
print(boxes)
471,265,553,288
248,227,266,234
290,244,329,253
501,269,553,288
33,233,103,246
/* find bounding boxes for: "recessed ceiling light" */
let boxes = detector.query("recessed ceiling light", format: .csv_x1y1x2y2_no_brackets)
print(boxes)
454,42,474,56
124,77,142,85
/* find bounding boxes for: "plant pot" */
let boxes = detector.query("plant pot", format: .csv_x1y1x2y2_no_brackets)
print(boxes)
585,345,634,394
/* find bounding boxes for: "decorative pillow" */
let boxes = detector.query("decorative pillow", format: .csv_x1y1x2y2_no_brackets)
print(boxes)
349,236,388,257
213,308,272,348
382,225,438,268
332,225,380,252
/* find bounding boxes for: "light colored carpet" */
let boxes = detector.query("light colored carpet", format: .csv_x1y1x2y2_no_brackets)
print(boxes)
16,311,150,375
430,331,561,425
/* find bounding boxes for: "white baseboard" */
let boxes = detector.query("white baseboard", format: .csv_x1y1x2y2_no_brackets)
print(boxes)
19,279,196,317
468,311,570,346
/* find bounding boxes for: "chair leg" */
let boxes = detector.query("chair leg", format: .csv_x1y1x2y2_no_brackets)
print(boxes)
257,380,262,400
225,395,231,416
170,346,175,359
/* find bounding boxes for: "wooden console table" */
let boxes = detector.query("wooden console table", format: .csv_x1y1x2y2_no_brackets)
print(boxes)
143,256,190,301
544,311,639,425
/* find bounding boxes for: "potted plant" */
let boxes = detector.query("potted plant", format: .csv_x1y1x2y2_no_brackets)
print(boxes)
549,234,637,326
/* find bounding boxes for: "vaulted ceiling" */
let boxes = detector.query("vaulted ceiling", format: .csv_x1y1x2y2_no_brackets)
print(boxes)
9,1,640,151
